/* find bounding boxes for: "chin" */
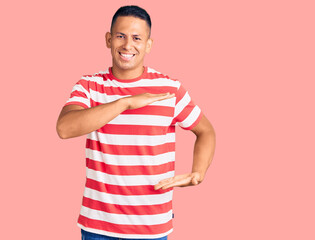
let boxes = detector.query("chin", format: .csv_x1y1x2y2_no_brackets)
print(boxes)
115,61,137,70
118,65,136,71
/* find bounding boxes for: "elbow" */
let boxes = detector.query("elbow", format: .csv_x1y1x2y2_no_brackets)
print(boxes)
56,122,70,139
210,128,216,139
200,128,216,139
207,124,216,140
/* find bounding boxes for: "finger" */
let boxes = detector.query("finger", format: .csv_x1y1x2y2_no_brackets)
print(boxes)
165,93,175,98
155,174,191,190
161,176,192,190
152,93,175,101
150,92,170,97
154,183,167,190
155,180,174,190
154,184,163,190
154,177,174,190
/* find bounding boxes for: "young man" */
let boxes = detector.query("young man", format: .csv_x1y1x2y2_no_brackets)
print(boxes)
57,5,216,240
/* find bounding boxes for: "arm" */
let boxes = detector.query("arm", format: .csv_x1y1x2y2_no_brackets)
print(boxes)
190,114,216,182
154,114,216,190
56,99,127,139
56,92,175,139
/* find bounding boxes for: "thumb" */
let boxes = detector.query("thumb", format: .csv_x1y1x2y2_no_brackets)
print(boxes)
191,175,199,185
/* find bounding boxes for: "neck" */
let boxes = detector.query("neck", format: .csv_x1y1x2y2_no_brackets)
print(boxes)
111,65,145,80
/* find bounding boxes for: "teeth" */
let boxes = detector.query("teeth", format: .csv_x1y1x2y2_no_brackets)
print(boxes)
120,53,134,58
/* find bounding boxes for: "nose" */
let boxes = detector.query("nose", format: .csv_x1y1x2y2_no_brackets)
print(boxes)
122,36,133,50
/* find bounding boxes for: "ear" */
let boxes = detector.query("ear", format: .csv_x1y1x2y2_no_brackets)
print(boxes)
145,38,153,54
105,32,112,48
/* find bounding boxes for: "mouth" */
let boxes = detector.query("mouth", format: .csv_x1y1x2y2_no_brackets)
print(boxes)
119,52,135,61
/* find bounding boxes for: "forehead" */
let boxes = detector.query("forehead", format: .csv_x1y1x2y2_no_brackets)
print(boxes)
112,16,149,36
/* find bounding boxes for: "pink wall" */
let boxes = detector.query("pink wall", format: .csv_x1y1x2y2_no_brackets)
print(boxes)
1,0,314,239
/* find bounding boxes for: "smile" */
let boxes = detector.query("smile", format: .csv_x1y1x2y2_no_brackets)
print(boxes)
119,52,135,61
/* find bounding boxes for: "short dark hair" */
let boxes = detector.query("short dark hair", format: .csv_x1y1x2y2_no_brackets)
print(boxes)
110,5,152,37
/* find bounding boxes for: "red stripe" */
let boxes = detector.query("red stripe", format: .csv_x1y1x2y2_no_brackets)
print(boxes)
84,78,177,95
85,178,172,195
122,105,174,116
86,139,175,155
86,158,175,176
78,214,173,235
75,79,91,92
90,99,174,117
146,71,173,80
175,83,187,104
98,70,174,81
70,90,88,98
102,85,177,95
82,196,172,215
171,100,196,125
78,71,178,96
97,124,175,135
64,101,88,109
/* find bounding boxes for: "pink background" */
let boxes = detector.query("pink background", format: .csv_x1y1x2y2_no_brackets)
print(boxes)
1,0,314,239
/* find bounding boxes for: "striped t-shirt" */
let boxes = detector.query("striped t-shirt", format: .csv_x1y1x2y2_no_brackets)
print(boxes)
64,66,203,239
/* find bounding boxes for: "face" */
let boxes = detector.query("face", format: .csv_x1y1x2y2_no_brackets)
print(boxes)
105,16,153,73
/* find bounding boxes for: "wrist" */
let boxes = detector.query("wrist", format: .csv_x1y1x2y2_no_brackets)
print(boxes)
191,171,205,183
118,97,130,111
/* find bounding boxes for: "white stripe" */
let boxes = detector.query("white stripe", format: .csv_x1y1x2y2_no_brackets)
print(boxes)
107,114,172,126
89,89,176,106
109,78,178,88
86,168,175,186
78,224,173,239
90,89,123,103
66,96,90,107
82,75,106,86
174,91,191,118
80,206,172,225
97,69,109,74
87,131,175,146
85,148,175,166
83,187,173,206
81,75,103,83
72,84,90,99
179,105,201,128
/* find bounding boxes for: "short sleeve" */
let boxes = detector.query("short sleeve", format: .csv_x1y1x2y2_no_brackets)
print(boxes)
172,81,203,130
64,78,91,109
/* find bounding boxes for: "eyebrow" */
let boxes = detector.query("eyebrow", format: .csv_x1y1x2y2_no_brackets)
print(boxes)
116,32,141,37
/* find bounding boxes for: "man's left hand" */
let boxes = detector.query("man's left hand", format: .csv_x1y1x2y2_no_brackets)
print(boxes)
154,172,202,190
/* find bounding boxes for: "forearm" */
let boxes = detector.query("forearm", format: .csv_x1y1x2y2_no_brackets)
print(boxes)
57,98,128,139
191,130,216,182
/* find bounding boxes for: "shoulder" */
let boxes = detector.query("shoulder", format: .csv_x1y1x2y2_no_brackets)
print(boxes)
78,68,109,84
146,67,181,88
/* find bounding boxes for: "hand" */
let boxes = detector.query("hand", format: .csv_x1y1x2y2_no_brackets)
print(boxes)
154,172,202,190
124,92,175,110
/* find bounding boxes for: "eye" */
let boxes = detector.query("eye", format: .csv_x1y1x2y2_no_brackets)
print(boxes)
117,35,124,39
134,37,141,41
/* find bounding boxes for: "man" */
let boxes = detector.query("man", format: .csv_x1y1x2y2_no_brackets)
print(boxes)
57,5,215,240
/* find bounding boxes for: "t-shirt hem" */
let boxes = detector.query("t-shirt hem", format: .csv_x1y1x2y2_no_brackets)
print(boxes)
78,223,173,239
181,111,203,130
64,101,89,109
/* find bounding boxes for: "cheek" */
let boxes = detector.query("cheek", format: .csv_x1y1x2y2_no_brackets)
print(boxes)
111,41,121,50
136,44,147,54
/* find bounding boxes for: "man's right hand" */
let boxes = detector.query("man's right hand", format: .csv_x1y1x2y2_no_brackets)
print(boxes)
123,92,175,110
